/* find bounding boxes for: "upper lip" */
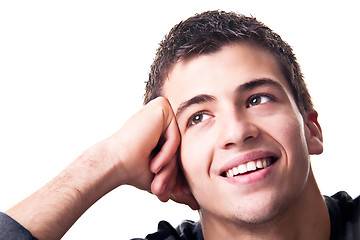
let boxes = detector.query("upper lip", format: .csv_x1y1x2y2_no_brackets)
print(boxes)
219,150,280,175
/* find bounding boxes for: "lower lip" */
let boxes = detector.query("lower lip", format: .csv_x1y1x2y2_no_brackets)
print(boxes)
223,159,278,185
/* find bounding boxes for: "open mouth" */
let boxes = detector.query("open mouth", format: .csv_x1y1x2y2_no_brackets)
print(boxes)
221,156,278,177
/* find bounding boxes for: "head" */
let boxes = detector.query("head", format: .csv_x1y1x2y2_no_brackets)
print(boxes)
144,10,313,115
144,10,323,235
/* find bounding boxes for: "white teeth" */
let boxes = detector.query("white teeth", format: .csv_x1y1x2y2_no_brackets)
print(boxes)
227,169,234,178
256,160,263,168
224,158,273,177
247,161,256,171
238,164,247,174
232,166,239,175
263,159,269,168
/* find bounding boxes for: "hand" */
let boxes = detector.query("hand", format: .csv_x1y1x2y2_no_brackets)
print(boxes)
107,97,199,209
5,97,198,240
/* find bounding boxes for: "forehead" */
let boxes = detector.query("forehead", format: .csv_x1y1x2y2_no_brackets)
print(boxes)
163,42,289,110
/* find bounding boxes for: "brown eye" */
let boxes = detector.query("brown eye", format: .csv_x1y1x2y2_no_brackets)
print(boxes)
187,112,212,127
247,94,272,108
192,113,203,124
250,96,261,106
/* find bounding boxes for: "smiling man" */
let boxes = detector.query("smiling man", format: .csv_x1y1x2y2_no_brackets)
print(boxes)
162,42,328,239
1,10,359,240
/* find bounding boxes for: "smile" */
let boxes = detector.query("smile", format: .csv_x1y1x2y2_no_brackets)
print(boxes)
222,157,277,177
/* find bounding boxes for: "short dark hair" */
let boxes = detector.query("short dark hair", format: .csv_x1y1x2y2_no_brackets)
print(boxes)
144,10,313,114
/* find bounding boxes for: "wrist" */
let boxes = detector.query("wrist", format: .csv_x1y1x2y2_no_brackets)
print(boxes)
74,139,126,199
4,142,122,240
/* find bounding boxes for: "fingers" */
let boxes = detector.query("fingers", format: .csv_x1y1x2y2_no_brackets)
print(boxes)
170,172,200,210
115,96,198,209
151,153,178,202
171,190,200,211
111,97,180,189
150,100,180,174
147,98,199,210
148,97,181,202
151,159,200,210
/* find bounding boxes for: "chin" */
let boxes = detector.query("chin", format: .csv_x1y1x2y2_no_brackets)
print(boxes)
233,210,279,225
232,196,290,226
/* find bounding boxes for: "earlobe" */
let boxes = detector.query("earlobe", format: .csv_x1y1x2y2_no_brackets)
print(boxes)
306,111,323,155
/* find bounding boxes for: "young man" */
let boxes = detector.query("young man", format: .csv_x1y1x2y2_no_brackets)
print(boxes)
0,10,359,240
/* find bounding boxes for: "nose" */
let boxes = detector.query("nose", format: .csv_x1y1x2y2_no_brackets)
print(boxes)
216,108,260,150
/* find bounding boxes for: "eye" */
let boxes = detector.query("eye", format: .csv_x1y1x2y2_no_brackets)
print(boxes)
187,112,212,127
247,94,273,108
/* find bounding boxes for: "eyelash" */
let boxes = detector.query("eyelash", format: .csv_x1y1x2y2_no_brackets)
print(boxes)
186,111,212,128
185,93,275,128
246,93,275,108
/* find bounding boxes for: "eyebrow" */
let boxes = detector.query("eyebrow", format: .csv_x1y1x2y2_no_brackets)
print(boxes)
175,94,216,120
175,78,286,120
237,78,286,93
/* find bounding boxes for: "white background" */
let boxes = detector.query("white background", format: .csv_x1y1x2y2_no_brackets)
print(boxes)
0,1,359,239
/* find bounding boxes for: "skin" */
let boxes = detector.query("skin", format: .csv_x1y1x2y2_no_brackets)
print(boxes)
6,97,197,239
163,42,330,239
5,42,330,239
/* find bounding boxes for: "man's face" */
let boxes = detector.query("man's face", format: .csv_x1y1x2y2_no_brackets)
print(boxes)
163,43,318,225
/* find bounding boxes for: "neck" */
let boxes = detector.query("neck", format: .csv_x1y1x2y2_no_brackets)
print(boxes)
200,171,330,240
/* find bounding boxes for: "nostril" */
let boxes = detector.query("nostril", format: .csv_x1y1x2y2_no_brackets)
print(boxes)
223,135,255,149
224,142,235,149
244,135,254,142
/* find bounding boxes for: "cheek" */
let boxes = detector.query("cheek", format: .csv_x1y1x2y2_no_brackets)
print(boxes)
180,132,214,188
264,107,307,150
283,115,309,158
270,112,310,176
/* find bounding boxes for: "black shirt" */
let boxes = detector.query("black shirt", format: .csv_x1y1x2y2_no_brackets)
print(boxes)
325,191,360,240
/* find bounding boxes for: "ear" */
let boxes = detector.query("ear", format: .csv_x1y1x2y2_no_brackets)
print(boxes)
305,111,323,155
